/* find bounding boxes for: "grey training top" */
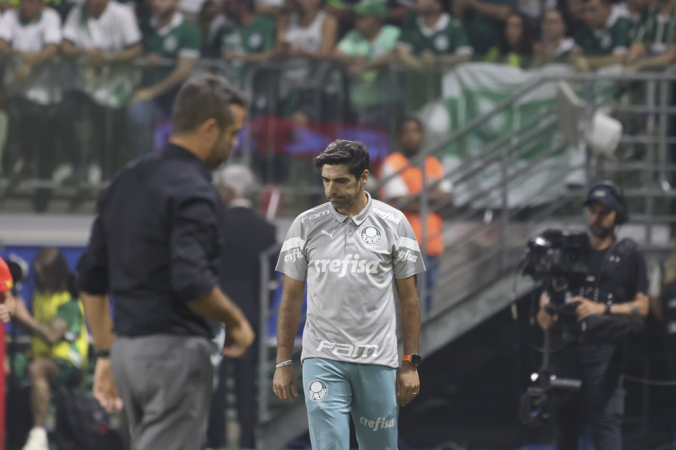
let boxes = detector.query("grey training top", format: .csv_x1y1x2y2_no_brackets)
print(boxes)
276,192,426,368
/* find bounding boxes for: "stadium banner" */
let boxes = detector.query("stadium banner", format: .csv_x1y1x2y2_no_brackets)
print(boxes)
422,63,579,208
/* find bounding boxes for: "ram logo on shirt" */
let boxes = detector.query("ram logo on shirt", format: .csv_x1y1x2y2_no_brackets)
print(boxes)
317,340,380,358
313,254,380,277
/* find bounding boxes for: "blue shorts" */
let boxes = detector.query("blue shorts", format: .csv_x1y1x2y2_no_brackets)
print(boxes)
302,357,399,450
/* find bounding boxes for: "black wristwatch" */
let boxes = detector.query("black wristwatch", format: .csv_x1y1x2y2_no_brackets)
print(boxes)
604,304,613,315
94,349,111,359
403,354,421,367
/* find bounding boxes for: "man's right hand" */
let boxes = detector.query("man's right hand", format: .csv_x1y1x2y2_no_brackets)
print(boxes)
537,292,558,330
273,365,298,403
222,318,255,358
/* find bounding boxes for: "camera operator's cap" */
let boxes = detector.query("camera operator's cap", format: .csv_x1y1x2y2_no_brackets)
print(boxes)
353,0,388,20
583,184,623,212
0,257,13,293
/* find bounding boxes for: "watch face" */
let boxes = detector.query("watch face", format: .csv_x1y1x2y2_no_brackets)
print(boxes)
411,354,422,366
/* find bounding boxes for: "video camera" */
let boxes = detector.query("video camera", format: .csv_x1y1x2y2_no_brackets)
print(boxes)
519,229,589,426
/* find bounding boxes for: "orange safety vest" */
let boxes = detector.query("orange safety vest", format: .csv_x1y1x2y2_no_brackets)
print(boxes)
379,153,445,257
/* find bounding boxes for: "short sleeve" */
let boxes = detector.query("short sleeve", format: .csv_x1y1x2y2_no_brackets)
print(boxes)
397,17,417,50
337,32,355,54
630,249,649,297
120,6,142,47
0,12,13,43
43,9,63,45
62,7,81,44
55,301,83,337
612,18,631,54
179,21,203,58
393,217,426,279
262,18,277,50
451,19,473,54
275,216,308,281
379,161,410,200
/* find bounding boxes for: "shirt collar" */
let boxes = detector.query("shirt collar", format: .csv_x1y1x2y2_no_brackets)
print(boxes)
328,192,374,225
151,11,184,36
417,13,450,37
161,143,212,181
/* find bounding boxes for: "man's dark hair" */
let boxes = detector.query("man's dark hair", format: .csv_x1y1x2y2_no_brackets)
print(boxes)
397,116,424,135
171,74,246,134
313,140,370,180
33,247,73,294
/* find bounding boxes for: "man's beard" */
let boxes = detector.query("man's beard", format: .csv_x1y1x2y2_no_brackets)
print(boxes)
330,188,360,211
590,222,614,240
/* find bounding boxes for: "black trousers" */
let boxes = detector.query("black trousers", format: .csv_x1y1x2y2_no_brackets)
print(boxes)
550,343,625,450
207,340,259,449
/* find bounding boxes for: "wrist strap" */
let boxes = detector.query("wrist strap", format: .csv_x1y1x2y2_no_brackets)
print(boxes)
275,360,292,369
94,349,111,359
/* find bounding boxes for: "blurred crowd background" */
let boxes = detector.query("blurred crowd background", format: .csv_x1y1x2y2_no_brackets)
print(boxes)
0,0,675,212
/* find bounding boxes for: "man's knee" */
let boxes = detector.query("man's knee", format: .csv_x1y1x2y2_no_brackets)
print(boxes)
28,359,57,384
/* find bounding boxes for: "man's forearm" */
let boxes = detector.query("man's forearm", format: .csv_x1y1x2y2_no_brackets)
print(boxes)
82,293,116,350
438,53,472,66
146,58,196,98
633,50,676,71
108,44,142,63
187,286,248,329
611,293,649,317
276,291,303,362
469,0,511,20
400,295,420,355
28,44,58,67
587,53,625,69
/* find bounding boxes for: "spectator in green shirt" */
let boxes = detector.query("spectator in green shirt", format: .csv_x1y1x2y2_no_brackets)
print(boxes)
484,12,533,67
625,0,676,71
127,0,202,155
532,8,576,66
571,0,632,71
396,0,473,70
452,0,515,56
334,0,400,126
214,0,277,66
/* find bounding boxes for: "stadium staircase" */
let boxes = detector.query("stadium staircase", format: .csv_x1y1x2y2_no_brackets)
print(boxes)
255,71,676,449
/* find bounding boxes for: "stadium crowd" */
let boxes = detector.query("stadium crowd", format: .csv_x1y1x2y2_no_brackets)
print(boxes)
0,0,675,194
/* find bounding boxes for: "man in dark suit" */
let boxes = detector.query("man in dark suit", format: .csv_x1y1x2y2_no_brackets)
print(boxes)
208,164,277,450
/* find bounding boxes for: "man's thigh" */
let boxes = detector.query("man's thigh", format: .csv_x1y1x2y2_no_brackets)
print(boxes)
349,363,398,450
302,358,353,450
112,335,213,450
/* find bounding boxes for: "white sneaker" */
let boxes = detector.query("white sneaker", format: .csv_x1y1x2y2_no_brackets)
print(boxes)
52,163,73,185
87,163,102,185
22,427,48,450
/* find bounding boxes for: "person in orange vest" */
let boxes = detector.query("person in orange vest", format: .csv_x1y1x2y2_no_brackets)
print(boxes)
378,116,453,313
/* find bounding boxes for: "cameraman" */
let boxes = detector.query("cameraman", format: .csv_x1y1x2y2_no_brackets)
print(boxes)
536,181,649,450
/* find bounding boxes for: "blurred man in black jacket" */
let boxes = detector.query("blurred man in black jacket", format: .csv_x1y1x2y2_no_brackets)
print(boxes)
208,164,277,450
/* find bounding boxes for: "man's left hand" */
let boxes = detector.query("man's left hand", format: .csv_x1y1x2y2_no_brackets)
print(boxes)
572,296,605,320
93,357,123,413
396,364,420,407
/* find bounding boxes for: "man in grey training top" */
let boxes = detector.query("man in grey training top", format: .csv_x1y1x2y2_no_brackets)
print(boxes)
273,140,424,449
